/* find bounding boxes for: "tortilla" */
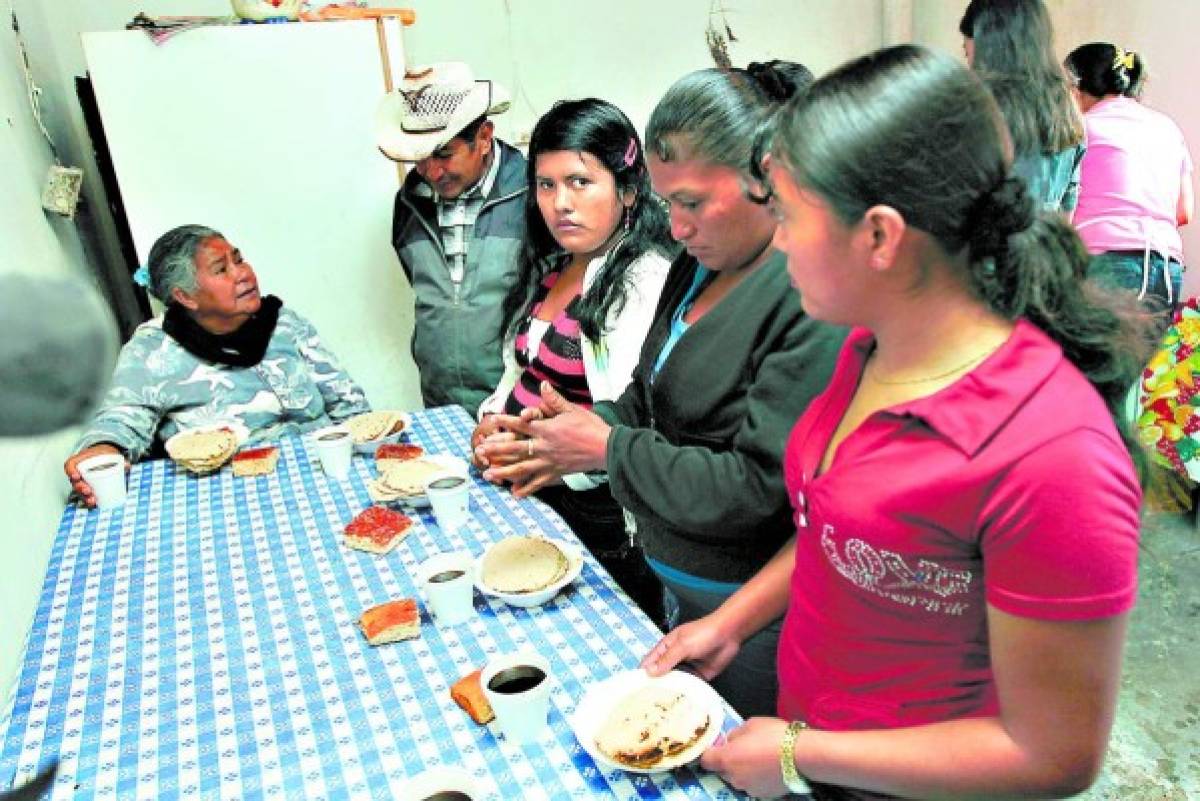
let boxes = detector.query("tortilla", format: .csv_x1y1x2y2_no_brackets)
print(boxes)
166,427,239,473
373,458,448,498
594,684,711,769
480,536,568,594
345,411,404,444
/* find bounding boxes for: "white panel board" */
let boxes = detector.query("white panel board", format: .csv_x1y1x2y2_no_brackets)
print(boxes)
82,20,421,411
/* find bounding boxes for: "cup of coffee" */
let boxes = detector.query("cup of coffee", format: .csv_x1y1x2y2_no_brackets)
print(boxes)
397,765,481,801
420,551,475,625
424,474,471,533
78,453,127,509
480,651,552,744
313,426,352,480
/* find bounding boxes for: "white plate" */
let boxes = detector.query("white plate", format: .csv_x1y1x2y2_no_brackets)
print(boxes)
164,419,250,455
474,537,584,608
351,412,414,454
373,454,470,508
570,669,726,775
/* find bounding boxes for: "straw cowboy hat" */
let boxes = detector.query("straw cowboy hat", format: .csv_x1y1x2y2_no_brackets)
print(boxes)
376,62,512,162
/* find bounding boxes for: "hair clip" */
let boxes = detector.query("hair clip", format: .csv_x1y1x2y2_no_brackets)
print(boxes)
1113,47,1135,72
133,265,151,287
623,138,638,168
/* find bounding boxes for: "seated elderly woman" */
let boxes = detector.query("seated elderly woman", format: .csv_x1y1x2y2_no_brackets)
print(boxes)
64,224,371,505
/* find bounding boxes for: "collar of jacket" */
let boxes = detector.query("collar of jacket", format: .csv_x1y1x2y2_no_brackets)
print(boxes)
399,138,528,220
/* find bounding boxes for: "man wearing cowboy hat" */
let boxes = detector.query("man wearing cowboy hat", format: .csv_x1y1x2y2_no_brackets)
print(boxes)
377,62,527,416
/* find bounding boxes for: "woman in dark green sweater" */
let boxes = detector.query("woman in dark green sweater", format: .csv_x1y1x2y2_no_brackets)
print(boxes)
477,62,845,718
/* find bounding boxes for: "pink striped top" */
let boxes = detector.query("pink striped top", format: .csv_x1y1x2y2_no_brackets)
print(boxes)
504,270,593,414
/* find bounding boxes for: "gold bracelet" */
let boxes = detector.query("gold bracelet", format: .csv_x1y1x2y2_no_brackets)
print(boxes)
779,719,810,795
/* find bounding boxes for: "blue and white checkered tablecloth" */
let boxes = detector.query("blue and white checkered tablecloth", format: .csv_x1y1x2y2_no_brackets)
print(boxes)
0,406,746,800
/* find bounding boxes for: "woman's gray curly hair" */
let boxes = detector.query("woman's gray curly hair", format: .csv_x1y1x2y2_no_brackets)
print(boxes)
146,224,223,304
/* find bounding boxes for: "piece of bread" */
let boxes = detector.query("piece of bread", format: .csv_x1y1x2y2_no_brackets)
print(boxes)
480,536,568,593
232,445,279,477
358,598,420,645
594,684,711,769
451,669,495,724
344,506,413,555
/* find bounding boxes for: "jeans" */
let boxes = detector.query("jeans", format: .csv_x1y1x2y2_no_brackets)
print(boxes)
660,574,782,719
1088,250,1185,332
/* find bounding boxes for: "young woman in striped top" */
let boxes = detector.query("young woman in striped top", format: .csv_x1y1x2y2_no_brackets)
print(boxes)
471,97,674,623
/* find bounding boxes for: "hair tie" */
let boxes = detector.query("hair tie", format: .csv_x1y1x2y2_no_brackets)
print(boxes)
623,138,638,168
965,175,1035,260
1113,47,1135,72
133,265,151,288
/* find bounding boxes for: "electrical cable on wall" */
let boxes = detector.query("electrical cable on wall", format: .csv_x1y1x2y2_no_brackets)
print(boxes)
11,0,85,218
501,0,538,145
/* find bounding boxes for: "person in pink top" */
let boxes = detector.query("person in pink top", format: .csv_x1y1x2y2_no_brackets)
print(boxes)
1066,43,1194,323
643,45,1152,800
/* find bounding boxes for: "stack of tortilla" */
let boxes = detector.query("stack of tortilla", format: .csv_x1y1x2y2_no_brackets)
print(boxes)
344,410,406,444
166,427,239,474
594,684,711,769
480,536,569,594
367,457,451,503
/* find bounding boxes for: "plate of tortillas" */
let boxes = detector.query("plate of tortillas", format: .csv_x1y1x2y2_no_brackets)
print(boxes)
343,410,412,454
367,454,468,506
475,535,584,607
165,421,250,474
571,669,726,774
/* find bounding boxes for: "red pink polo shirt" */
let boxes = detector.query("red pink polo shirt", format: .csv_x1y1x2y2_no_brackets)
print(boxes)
777,321,1141,730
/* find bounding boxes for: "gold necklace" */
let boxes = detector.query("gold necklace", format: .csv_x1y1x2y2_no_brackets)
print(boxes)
868,347,997,386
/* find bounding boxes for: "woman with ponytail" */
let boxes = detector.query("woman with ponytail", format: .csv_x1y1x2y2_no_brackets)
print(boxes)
1065,43,1194,323
960,0,1086,216
476,62,846,718
643,45,1152,799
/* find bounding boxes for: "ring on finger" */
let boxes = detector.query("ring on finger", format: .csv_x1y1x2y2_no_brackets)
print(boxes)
527,439,535,458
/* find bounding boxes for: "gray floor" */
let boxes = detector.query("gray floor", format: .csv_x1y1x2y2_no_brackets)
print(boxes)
1082,511,1199,799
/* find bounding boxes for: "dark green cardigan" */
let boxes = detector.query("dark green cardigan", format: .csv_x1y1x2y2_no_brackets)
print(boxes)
596,250,846,581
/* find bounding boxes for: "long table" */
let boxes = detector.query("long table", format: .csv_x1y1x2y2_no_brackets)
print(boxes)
0,406,745,799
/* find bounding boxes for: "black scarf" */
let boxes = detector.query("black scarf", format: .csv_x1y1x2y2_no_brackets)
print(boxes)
163,295,282,368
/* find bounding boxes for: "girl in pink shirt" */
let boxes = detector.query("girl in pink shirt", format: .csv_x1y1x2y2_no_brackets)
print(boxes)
643,45,1152,800
1065,43,1194,323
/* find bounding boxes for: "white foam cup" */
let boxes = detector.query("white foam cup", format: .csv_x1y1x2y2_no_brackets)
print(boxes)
480,651,552,744
313,425,353,479
397,765,481,800
420,551,475,625
425,473,471,533
78,453,127,509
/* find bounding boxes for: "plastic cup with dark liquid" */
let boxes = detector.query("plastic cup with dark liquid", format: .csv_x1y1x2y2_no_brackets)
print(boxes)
419,551,474,625
313,426,352,479
78,453,127,509
397,765,481,801
424,474,471,533
480,651,553,743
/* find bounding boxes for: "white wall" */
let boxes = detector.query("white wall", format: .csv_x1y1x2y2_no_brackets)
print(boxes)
0,0,101,697
397,0,884,147
913,0,1200,293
